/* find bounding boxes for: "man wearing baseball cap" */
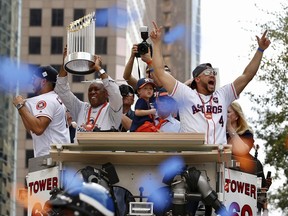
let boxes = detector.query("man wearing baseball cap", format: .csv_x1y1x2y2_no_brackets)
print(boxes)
13,65,70,157
34,65,58,83
149,21,271,146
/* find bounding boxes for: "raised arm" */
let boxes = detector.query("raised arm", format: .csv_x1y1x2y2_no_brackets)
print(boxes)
233,30,271,96
54,46,84,119
123,44,138,90
58,45,68,77
95,56,123,124
149,21,177,94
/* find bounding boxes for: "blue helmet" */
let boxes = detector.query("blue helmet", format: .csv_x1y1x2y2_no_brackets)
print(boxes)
46,182,115,216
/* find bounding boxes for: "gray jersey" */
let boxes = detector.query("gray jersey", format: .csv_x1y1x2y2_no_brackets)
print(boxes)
55,76,122,141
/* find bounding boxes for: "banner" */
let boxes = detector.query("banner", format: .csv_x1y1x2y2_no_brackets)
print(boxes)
224,168,257,215
26,166,59,215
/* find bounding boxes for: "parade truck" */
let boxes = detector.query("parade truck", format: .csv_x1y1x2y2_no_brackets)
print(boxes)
24,132,259,216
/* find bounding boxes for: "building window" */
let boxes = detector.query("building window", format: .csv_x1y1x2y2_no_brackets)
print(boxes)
72,75,85,83
74,9,86,20
30,9,42,26
95,37,107,54
25,150,34,168
52,9,64,26
51,37,63,54
29,37,41,54
74,93,84,101
95,8,108,27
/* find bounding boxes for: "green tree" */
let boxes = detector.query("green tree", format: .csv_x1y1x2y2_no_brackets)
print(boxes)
247,3,288,214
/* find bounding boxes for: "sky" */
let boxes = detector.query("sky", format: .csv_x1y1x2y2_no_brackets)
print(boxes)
200,0,285,214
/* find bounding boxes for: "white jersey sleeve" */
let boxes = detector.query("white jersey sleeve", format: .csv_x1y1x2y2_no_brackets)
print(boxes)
55,76,85,120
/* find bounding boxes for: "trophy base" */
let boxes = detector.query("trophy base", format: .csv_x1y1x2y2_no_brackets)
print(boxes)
64,52,95,75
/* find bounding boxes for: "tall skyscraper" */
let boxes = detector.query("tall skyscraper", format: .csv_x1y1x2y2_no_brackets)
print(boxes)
0,0,21,215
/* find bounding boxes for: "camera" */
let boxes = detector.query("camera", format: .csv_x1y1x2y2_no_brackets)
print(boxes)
136,26,152,57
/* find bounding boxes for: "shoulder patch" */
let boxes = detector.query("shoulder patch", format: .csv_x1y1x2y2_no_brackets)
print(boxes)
213,97,219,103
36,100,47,110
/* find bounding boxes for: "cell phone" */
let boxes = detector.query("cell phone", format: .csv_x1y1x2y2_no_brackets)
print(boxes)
266,171,271,178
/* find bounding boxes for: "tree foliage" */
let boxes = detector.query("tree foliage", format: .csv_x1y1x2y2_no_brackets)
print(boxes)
247,2,288,213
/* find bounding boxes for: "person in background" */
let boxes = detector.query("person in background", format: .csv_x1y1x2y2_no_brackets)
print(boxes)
118,84,135,132
55,48,122,137
66,110,77,143
149,21,271,145
13,66,70,157
123,44,168,91
155,92,180,132
130,78,158,132
227,101,272,214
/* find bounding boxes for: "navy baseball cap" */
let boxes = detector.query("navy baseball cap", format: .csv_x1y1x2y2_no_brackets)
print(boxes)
136,78,156,90
34,65,58,83
191,63,213,89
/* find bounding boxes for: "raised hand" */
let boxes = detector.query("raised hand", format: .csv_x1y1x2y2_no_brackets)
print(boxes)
131,44,138,57
63,45,67,63
149,21,163,44
141,47,152,63
256,30,271,51
94,55,103,72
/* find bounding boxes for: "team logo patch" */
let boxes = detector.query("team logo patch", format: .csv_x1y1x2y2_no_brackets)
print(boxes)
36,100,47,110
213,97,219,103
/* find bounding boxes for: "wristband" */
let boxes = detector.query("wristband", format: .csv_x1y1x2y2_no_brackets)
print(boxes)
257,47,264,53
99,69,106,75
147,60,152,65
15,103,24,110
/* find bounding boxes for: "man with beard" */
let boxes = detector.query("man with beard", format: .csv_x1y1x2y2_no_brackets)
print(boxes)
149,21,271,145
13,66,70,157
55,49,122,139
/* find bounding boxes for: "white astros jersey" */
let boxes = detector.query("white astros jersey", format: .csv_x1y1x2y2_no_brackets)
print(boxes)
25,91,70,157
171,81,238,144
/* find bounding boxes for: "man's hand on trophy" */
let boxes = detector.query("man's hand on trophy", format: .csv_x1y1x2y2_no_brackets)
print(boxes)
63,45,67,63
94,55,103,72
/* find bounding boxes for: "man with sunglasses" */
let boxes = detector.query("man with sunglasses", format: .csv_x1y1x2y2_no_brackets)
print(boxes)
118,84,135,132
149,21,271,145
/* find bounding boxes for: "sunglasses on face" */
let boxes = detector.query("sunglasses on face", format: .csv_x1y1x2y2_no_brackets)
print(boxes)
201,68,217,76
